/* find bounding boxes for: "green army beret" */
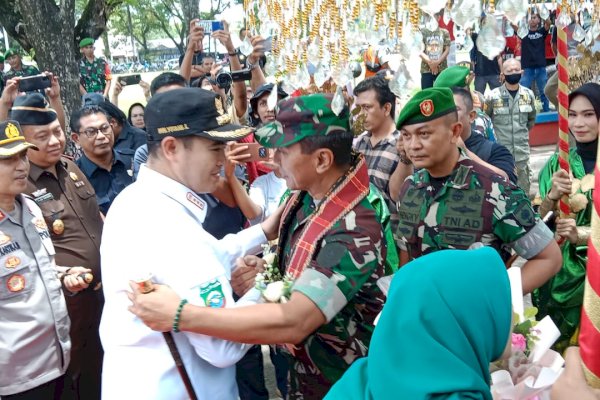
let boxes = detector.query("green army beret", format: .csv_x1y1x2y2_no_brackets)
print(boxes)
79,38,95,48
4,48,19,59
396,87,457,129
0,55,4,62
433,66,471,89
255,93,350,148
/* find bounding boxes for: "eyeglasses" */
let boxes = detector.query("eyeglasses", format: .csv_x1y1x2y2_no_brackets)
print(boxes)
81,124,111,138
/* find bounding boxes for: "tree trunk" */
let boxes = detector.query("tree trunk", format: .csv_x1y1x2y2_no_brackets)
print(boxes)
180,0,199,38
102,30,111,60
16,0,81,131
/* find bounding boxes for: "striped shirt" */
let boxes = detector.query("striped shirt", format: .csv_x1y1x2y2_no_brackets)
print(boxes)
354,130,401,230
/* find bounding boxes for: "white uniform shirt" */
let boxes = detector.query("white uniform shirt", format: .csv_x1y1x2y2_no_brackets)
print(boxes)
248,171,287,225
99,165,266,400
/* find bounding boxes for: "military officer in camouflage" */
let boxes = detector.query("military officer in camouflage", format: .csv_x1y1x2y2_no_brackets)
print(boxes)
485,58,536,197
4,48,40,82
396,87,562,294
127,93,392,399
78,38,112,97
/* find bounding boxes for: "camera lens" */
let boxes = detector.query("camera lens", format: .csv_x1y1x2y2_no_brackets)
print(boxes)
215,72,233,89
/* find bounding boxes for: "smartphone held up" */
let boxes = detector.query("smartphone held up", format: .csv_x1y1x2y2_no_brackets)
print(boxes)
196,20,224,33
18,74,51,93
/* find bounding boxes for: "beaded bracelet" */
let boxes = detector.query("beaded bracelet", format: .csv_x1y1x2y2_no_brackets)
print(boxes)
172,299,188,333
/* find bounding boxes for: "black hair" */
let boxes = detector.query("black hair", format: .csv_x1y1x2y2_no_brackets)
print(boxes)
127,102,145,126
150,72,186,96
353,75,397,117
298,130,354,167
200,53,215,63
569,82,600,119
70,105,109,133
451,87,474,112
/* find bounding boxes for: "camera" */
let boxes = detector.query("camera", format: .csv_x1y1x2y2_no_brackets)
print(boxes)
215,68,252,90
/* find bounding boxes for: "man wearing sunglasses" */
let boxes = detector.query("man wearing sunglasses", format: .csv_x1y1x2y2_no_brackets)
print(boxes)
71,105,133,214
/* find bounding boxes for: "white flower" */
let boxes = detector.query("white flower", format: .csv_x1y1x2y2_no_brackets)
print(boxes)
263,281,285,302
263,252,276,266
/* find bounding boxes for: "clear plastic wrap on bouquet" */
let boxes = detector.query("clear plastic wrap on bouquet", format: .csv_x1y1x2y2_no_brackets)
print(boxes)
490,268,565,400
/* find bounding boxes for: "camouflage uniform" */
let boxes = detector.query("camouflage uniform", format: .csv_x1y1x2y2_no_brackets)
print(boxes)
257,94,390,400
278,186,386,400
80,57,111,94
485,84,536,196
4,64,40,81
396,150,554,262
472,109,497,142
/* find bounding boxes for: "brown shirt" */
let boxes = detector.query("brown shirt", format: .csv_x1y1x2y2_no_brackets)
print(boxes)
25,157,103,283
25,157,105,393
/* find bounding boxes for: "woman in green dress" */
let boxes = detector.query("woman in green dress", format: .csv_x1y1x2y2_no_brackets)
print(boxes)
324,247,512,400
533,82,599,352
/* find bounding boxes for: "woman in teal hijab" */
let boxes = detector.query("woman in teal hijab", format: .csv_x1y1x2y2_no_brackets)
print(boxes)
325,247,511,400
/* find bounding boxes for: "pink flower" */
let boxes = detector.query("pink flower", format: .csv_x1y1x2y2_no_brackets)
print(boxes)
511,333,527,352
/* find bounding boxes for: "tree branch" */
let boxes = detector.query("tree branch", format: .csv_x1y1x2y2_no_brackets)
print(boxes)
74,0,124,49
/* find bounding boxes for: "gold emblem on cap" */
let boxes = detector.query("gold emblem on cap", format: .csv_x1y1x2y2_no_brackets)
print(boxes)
5,122,20,139
215,98,231,126
52,219,65,235
69,172,78,181
420,99,434,117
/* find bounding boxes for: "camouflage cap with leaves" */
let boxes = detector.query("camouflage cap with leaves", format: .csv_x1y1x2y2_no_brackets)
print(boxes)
255,93,350,148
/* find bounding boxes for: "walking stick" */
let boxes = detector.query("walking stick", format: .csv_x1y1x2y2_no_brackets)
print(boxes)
136,277,199,400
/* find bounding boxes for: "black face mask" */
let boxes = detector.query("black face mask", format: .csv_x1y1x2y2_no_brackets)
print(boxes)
504,73,521,85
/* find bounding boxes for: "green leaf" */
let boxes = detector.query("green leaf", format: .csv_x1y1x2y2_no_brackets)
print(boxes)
523,306,538,320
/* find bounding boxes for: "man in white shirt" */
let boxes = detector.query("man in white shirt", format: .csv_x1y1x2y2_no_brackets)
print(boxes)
99,88,279,400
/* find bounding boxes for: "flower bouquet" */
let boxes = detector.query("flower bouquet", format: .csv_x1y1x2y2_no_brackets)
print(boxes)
255,245,293,303
490,268,564,400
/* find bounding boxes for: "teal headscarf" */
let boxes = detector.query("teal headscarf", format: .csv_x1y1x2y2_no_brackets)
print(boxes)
325,247,512,400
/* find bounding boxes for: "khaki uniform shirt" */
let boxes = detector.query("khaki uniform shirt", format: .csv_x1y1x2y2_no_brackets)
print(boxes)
0,195,70,396
485,84,537,162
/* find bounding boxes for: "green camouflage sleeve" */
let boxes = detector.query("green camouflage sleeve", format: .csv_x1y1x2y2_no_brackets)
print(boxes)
292,206,385,322
394,177,415,251
366,184,399,274
491,182,553,258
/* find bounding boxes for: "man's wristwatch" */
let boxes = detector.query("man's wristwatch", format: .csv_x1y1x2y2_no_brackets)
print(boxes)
246,59,259,70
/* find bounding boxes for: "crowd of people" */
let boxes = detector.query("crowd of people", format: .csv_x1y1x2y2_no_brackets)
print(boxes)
0,11,598,400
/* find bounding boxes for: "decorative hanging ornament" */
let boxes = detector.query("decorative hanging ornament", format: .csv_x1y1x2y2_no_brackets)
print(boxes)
452,0,482,28
573,24,586,42
418,0,447,18
388,61,412,98
267,83,279,110
517,18,529,39
500,0,528,25
314,62,332,87
462,33,475,52
331,86,345,116
240,36,254,57
425,13,439,31
476,16,506,60
539,3,550,20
